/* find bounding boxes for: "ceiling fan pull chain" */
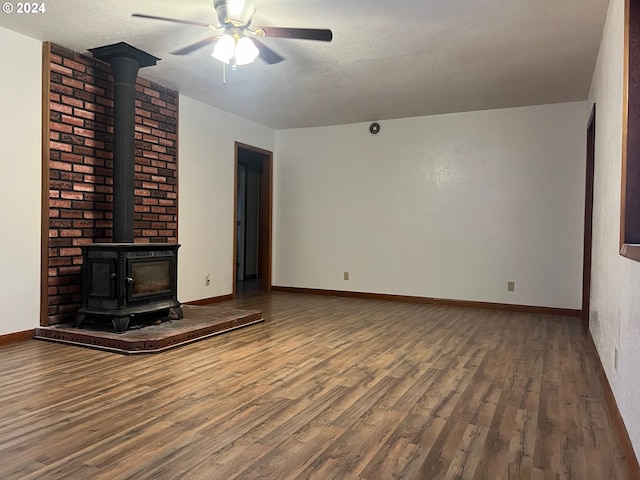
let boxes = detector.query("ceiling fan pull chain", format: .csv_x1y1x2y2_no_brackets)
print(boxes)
223,62,226,85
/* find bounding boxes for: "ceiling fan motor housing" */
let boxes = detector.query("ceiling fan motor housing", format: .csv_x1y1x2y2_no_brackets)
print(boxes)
214,0,256,27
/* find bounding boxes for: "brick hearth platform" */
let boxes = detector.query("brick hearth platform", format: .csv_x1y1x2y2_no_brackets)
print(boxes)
34,304,263,354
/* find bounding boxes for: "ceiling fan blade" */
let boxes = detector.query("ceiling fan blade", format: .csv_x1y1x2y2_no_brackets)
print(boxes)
171,36,220,56
259,27,333,42
251,38,284,64
132,13,219,30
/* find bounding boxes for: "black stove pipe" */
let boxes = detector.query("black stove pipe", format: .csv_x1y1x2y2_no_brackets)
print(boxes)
89,43,159,243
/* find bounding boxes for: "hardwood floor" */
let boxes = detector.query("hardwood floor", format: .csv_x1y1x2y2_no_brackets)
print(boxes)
0,292,633,479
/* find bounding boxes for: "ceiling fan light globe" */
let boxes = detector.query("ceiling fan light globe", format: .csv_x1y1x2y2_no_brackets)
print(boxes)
235,37,259,65
212,34,235,63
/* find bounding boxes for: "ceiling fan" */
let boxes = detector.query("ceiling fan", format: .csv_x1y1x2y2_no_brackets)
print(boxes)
132,0,333,68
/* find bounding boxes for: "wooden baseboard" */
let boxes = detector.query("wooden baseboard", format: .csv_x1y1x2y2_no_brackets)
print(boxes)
0,329,36,347
587,332,640,480
271,286,581,317
185,294,234,306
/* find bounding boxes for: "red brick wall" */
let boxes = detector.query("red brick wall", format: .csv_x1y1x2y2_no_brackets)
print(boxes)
47,43,178,325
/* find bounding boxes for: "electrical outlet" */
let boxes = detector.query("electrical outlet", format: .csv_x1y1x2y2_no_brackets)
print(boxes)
507,281,515,292
205,274,210,286
344,272,349,281
614,348,619,371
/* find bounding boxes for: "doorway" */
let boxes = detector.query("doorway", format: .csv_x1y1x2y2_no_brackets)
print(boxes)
234,142,273,296
582,104,596,334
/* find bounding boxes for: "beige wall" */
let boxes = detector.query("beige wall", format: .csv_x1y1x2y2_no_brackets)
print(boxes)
0,27,42,335
588,0,640,460
274,102,589,309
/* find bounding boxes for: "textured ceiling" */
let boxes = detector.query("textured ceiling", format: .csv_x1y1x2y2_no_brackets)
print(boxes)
0,0,609,129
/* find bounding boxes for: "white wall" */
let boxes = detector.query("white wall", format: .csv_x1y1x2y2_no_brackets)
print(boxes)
178,95,274,302
589,0,640,459
274,102,589,309
0,27,42,335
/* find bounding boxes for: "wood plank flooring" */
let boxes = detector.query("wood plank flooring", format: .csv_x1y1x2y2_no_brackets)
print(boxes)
0,292,633,479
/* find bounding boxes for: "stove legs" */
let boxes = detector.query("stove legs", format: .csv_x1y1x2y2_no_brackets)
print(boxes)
75,312,128,333
112,316,130,333
75,306,182,333
75,313,87,328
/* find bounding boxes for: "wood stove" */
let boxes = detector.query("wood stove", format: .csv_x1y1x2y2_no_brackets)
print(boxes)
76,243,182,332
75,43,182,333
